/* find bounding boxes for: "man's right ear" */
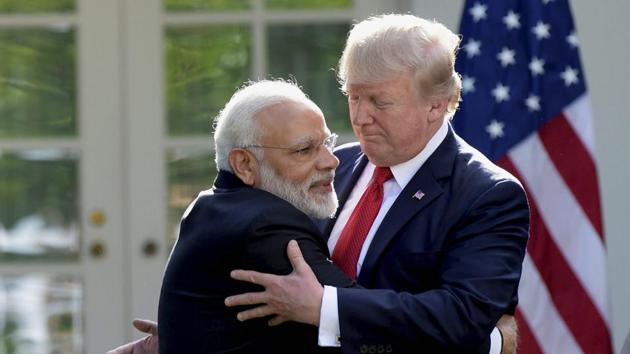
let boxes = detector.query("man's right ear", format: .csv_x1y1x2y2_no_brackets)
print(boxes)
228,148,258,187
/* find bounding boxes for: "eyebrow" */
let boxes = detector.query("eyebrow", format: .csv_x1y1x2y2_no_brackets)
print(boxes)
287,136,316,147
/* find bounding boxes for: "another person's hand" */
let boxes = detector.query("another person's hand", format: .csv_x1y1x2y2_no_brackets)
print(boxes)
106,319,159,354
225,240,323,326
497,314,518,354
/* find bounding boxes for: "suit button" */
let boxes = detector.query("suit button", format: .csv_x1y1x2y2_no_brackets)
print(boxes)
377,344,385,353
360,345,368,353
369,345,377,353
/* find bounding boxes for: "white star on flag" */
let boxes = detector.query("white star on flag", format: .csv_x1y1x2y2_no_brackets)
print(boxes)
497,47,516,67
463,39,482,58
462,75,476,94
532,21,551,40
485,120,505,139
457,0,614,352
503,11,521,30
529,57,545,76
469,2,488,22
561,66,579,86
567,32,579,48
491,83,510,103
525,94,541,112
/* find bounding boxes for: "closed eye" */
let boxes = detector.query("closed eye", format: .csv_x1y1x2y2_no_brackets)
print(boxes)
294,146,314,155
374,99,391,108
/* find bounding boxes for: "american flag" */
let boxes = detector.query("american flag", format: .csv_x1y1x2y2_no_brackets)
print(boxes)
454,1,613,353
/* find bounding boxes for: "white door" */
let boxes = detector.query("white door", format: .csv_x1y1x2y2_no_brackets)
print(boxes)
0,0,126,352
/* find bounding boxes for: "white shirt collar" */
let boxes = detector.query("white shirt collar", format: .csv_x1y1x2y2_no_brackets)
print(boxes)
384,119,449,190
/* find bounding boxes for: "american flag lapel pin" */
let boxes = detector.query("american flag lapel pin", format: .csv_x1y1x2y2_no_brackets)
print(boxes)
413,190,425,201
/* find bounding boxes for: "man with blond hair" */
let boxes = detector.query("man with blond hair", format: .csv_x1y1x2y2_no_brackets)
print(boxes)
226,14,528,354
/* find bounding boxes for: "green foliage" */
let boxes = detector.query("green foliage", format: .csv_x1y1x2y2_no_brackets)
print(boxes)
0,152,78,231
167,150,216,246
0,28,77,138
0,0,73,13
268,24,352,133
164,0,251,12
1,317,17,354
265,0,351,10
166,26,251,136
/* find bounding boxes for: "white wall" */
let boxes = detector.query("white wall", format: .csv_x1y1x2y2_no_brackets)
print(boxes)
408,0,630,352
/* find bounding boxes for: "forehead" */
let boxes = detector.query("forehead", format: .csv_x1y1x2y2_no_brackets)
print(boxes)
256,101,328,144
347,74,413,96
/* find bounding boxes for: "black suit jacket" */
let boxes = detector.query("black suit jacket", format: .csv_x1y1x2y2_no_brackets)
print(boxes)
158,171,354,354
316,125,530,354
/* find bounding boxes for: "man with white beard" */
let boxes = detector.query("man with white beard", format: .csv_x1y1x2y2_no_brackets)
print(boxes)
154,79,355,354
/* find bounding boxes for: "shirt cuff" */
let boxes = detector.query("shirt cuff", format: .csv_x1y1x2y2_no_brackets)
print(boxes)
489,327,503,354
318,285,341,347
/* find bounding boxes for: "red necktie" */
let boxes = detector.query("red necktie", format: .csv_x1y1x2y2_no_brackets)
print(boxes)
332,166,393,278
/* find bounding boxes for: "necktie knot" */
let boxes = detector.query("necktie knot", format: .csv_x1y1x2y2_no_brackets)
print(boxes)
373,166,393,186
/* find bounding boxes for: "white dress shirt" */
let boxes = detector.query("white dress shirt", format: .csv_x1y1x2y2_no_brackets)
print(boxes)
318,120,502,354
318,119,447,345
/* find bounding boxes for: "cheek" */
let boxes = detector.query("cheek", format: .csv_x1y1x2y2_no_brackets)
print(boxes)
283,163,314,185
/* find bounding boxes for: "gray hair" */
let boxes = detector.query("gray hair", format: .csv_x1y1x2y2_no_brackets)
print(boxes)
213,79,322,172
338,14,462,118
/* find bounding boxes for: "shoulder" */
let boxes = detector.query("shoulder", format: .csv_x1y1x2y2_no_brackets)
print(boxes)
451,133,522,190
437,134,528,215
333,142,364,175
334,142,362,161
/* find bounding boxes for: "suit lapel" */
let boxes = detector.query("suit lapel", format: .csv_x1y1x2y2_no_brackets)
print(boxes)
357,126,459,285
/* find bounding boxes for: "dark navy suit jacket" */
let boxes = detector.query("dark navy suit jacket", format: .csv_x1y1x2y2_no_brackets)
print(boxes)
317,125,530,354
158,171,354,354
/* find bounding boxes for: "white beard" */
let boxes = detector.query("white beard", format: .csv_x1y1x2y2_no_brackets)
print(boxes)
258,162,338,219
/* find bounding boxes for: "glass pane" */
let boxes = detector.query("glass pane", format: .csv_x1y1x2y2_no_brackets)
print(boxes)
0,28,77,138
265,0,351,10
0,149,80,260
166,26,251,136
0,274,82,353
164,0,251,12
167,147,216,249
0,0,74,13
268,24,351,133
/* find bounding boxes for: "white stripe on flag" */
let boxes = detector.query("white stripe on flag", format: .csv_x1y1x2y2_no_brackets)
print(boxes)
519,253,583,354
509,133,610,322
564,94,597,158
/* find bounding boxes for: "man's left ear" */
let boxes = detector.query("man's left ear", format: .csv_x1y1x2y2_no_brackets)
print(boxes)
428,98,448,123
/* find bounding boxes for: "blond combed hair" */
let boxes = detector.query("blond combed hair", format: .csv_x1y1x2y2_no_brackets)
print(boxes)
338,14,462,118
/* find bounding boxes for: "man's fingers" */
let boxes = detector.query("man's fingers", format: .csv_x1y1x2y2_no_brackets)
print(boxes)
268,315,289,327
225,291,268,307
230,269,275,286
106,338,142,354
286,240,309,274
132,319,158,336
236,305,277,321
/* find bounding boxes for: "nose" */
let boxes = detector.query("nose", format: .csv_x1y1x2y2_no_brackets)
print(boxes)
317,145,339,171
350,97,374,126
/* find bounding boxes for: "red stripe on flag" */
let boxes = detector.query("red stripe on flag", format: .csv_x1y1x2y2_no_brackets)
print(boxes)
515,309,543,354
538,114,604,238
499,157,612,354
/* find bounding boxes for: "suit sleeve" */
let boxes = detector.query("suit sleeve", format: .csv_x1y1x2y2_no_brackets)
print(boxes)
337,179,529,353
244,208,356,289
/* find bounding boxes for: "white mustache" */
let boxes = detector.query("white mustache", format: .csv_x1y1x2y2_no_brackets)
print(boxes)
308,171,335,188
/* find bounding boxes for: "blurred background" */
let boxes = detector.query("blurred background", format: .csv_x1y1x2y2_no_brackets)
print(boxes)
0,0,628,353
